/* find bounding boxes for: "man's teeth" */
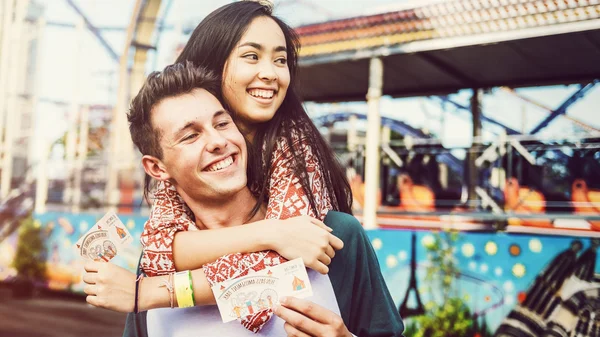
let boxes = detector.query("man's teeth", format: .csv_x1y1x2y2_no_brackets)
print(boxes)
207,156,234,172
248,89,274,99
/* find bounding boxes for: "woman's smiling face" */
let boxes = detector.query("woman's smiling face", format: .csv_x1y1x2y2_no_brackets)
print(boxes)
221,16,290,137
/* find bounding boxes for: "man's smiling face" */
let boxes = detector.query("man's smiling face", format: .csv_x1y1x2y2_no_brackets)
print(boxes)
150,88,247,201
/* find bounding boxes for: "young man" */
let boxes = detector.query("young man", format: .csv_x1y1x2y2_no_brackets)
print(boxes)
83,62,404,337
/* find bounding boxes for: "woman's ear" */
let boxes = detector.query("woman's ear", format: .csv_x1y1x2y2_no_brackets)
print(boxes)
142,155,170,181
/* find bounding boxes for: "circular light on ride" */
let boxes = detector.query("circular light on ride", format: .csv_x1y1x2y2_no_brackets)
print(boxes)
461,243,475,258
421,235,435,249
485,295,491,302
505,295,515,305
386,255,398,268
512,263,526,278
398,250,408,261
529,239,542,253
127,219,135,230
469,261,477,271
495,267,503,277
509,244,521,257
503,281,514,293
485,241,498,256
371,238,383,251
480,263,489,273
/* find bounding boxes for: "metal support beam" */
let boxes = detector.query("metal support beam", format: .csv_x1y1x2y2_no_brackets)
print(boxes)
530,80,599,134
65,0,119,63
363,57,383,229
468,89,482,210
434,96,520,135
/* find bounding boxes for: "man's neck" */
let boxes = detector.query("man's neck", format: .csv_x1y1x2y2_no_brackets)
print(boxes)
178,187,265,230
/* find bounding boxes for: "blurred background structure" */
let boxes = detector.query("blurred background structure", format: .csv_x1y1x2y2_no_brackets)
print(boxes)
0,0,599,336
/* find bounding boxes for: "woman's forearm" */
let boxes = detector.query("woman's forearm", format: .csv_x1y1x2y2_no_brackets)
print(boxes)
172,219,276,271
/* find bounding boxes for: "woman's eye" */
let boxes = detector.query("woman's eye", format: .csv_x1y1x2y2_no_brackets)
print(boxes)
216,122,229,129
275,58,287,65
243,54,258,60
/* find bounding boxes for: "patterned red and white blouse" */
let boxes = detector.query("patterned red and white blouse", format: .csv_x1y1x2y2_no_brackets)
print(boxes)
139,126,333,332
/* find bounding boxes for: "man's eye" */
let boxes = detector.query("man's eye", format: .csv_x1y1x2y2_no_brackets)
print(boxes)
183,133,198,141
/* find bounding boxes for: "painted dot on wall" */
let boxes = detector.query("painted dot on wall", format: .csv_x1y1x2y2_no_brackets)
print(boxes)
461,243,475,258
512,263,526,278
421,235,435,249
509,244,521,257
80,221,89,232
495,267,503,277
517,291,527,304
386,255,398,268
398,250,408,261
485,241,498,256
371,238,383,250
529,239,542,253
127,219,135,230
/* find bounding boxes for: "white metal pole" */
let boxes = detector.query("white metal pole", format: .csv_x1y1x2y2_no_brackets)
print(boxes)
363,57,383,230
34,143,49,214
1,0,27,198
72,105,88,213
0,0,14,197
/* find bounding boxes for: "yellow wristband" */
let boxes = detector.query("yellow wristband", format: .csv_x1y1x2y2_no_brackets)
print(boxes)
174,270,195,308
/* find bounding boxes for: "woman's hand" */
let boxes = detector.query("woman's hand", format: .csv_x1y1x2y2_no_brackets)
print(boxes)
267,215,344,274
82,261,136,313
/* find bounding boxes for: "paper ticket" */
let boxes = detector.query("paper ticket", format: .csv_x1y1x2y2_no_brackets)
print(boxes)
74,211,133,262
211,258,313,323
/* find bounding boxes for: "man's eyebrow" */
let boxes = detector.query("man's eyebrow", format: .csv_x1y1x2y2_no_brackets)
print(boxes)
213,109,230,119
239,42,287,53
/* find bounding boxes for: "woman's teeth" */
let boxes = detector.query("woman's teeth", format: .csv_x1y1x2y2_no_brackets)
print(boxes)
248,89,274,99
207,156,234,172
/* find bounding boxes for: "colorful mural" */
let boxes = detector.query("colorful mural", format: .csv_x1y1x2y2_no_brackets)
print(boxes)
1,211,598,335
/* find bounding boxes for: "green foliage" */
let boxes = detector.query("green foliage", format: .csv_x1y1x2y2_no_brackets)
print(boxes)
12,216,47,281
410,231,479,337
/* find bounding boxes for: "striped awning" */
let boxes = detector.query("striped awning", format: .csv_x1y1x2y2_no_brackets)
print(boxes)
295,0,600,101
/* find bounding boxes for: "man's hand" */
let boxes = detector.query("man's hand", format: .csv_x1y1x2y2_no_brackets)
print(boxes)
274,296,352,337
82,261,136,313
268,216,344,274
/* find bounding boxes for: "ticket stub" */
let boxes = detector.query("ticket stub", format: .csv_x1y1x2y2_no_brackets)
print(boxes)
211,258,313,323
74,211,133,262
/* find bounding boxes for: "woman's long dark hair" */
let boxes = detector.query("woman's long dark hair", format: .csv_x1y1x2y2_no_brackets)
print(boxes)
175,1,352,215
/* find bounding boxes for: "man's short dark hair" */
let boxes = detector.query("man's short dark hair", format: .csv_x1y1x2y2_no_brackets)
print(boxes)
128,61,221,202
128,61,221,159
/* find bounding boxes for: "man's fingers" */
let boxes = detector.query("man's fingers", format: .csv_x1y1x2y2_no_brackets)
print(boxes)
83,284,97,296
283,322,312,337
274,301,322,335
84,261,100,272
329,234,344,251
82,272,97,285
278,296,331,324
86,295,99,306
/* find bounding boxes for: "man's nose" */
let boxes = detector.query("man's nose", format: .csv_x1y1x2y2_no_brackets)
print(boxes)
205,130,228,152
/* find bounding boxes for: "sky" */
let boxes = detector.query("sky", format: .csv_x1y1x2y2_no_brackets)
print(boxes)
28,0,600,174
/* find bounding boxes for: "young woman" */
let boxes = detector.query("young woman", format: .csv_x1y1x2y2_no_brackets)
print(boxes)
84,2,403,336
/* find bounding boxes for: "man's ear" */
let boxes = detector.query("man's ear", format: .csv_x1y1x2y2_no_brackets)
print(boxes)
142,155,171,181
